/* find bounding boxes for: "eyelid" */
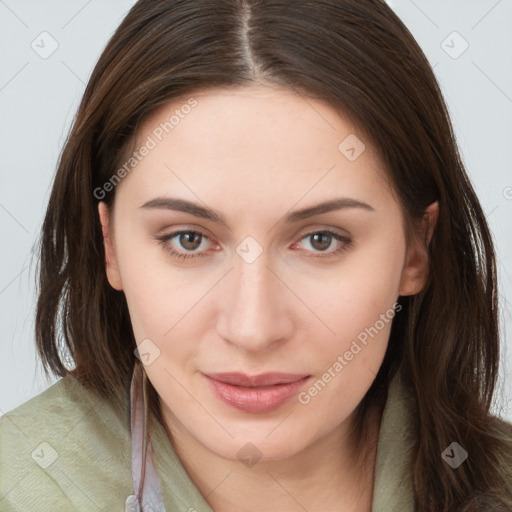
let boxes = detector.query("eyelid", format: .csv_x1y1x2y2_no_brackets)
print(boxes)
294,224,351,240
292,229,352,257
155,225,352,260
154,227,218,262
154,223,214,238
157,223,351,240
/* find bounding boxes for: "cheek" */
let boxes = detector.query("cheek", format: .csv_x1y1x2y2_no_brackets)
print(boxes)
298,229,405,406
114,231,217,374
309,229,405,343
112,231,183,340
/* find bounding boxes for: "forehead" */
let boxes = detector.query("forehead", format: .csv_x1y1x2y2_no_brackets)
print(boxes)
135,85,368,157
115,85,394,214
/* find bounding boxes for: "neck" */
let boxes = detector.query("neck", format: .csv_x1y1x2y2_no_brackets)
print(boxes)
160,403,383,512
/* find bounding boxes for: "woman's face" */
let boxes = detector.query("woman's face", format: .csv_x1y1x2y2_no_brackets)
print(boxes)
99,85,431,463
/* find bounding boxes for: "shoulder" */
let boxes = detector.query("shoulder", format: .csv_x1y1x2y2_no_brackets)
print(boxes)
0,376,133,511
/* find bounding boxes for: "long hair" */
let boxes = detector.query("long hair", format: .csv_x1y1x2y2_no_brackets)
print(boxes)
34,1,512,509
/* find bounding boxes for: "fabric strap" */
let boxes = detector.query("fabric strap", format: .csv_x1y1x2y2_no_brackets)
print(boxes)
125,362,167,512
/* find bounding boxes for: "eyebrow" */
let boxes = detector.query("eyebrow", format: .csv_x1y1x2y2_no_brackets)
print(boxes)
140,196,375,226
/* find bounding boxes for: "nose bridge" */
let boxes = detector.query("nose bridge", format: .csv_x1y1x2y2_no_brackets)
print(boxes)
236,252,271,307
218,248,289,352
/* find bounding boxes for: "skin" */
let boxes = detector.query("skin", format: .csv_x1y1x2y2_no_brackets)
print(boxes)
98,84,438,511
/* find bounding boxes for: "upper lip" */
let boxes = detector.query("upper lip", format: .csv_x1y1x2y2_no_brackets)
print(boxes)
204,372,309,387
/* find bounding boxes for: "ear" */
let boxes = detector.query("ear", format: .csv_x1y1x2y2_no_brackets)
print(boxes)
399,201,439,296
98,202,123,291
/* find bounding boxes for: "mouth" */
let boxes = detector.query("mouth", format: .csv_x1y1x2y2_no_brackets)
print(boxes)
203,372,311,413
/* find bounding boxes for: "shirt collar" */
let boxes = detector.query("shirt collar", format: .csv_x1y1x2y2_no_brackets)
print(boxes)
371,370,415,511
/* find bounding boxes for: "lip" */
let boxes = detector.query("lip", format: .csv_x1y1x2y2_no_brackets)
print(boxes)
203,372,310,413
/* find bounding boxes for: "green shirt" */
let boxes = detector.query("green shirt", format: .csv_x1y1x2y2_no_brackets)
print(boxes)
0,371,415,511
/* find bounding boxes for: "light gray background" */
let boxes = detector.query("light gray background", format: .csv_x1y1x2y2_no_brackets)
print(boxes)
1,0,511,421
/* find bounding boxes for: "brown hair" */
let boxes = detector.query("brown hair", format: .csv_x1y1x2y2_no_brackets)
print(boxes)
35,0,512,509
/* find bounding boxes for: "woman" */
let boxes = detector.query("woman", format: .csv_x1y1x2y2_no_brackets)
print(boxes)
1,0,511,510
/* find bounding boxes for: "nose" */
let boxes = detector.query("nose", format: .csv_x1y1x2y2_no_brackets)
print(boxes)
215,251,293,354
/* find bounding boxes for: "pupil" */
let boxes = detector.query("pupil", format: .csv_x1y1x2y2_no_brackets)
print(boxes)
311,233,331,251
181,232,201,250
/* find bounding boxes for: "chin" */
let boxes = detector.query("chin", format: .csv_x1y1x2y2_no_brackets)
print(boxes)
202,428,315,465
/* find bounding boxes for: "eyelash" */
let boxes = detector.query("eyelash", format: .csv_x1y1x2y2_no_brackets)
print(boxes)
155,229,352,261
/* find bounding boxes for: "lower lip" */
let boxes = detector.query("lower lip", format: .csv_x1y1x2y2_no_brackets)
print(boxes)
204,375,310,413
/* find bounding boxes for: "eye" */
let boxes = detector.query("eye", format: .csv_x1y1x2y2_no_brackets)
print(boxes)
296,230,352,257
155,228,352,261
155,230,213,260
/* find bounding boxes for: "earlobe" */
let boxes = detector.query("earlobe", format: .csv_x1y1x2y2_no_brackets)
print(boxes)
98,202,123,291
399,201,439,296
